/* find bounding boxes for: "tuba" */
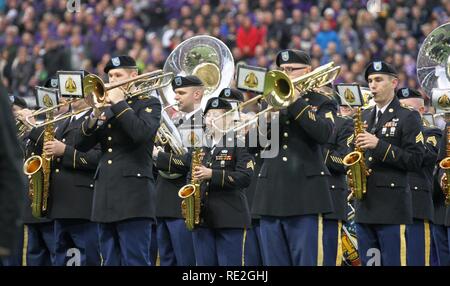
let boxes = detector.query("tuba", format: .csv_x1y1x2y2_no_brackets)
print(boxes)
343,107,370,200
156,35,234,180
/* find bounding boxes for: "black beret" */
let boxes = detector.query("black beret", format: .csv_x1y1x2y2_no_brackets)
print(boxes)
203,97,232,115
171,75,204,90
218,88,244,102
364,61,398,82
104,55,137,74
44,74,59,89
11,95,27,108
396,88,422,99
276,49,311,67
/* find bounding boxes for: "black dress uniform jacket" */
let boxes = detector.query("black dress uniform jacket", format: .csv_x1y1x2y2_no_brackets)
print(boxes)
22,127,52,224
323,115,354,221
0,92,26,252
252,92,336,217
355,97,425,224
75,95,161,223
192,135,254,229
407,125,441,221
48,111,101,220
154,109,203,219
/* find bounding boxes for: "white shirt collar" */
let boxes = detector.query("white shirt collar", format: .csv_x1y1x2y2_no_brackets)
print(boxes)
185,107,202,121
376,98,393,115
72,110,89,121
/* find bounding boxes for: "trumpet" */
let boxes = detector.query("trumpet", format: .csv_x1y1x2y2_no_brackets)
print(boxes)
83,70,174,112
212,62,341,133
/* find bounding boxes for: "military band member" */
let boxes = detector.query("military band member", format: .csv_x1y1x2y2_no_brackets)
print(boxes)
151,75,205,266
75,55,162,266
354,61,425,266
436,121,450,266
20,76,60,266
219,88,264,266
396,87,442,266
190,97,254,266
252,49,336,266
45,88,101,266
322,96,354,266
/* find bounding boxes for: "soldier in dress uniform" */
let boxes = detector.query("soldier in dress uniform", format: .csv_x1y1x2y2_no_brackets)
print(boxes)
252,49,337,266
189,97,254,266
436,120,450,266
218,88,264,266
321,93,354,266
44,74,101,265
74,55,162,266
354,61,425,266
20,76,60,266
151,75,204,266
396,87,442,266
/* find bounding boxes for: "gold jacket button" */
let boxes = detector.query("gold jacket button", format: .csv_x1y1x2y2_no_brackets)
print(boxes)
285,120,290,125
368,157,373,161
331,185,335,189
320,171,325,175
414,186,418,190
284,132,288,138
108,124,112,129
108,148,112,153
283,145,288,150
55,169,60,173
390,183,395,187
108,136,112,141
282,157,287,162
90,184,94,188
56,158,61,163
62,138,66,143
137,173,141,177
108,160,112,165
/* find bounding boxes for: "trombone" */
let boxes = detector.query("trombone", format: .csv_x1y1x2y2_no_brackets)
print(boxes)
212,62,341,133
83,69,174,112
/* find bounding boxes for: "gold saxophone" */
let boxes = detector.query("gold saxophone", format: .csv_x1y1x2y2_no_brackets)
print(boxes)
439,124,450,206
343,107,370,200
178,147,202,231
23,111,54,218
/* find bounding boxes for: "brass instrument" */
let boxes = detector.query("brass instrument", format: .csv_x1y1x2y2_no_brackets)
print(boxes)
213,62,341,133
23,110,55,218
178,147,202,231
83,69,174,112
343,107,370,200
439,120,450,205
25,105,91,128
16,118,29,137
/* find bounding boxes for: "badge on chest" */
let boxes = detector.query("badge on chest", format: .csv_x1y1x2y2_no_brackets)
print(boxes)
381,118,399,137
215,149,232,165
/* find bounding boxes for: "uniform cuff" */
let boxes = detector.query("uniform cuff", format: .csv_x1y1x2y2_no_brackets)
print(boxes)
111,100,133,119
210,169,225,189
373,139,391,162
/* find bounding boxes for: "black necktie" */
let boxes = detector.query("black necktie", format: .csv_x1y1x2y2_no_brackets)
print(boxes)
376,110,383,125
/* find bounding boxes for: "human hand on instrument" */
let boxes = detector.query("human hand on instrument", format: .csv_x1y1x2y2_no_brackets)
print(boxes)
193,165,212,181
355,131,379,150
43,139,66,157
152,146,162,161
441,173,447,191
17,108,35,126
106,87,125,105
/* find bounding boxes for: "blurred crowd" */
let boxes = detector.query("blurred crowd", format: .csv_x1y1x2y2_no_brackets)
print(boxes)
0,0,449,103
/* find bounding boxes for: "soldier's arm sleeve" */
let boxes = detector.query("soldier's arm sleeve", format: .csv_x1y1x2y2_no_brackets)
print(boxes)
325,119,354,174
110,97,162,145
287,98,335,144
372,110,425,171
61,142,101,171
423,128,442,167
156,151,192,174
74,117,102,152
210,147,254,190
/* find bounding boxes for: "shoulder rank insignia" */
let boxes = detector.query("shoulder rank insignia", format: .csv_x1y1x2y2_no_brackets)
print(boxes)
308,110,316,121
145,107,152,113
138,95,150,100
426,136,437,147
416,132,424,144
246,160,255,171
325,111,334,123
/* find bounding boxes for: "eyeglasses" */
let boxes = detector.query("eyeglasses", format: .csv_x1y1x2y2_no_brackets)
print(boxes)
278,66,307,73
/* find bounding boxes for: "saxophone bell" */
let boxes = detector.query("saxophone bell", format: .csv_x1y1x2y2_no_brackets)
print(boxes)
439,157,450,205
